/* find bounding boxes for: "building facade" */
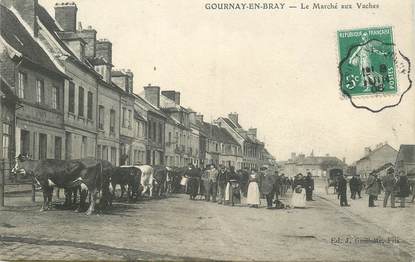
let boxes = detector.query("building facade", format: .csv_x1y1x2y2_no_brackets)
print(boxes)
355,143,398,179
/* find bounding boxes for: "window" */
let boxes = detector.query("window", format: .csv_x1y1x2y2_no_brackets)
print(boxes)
111,147,117,165
97,145,102,160
98,105,105,130
168,132,171,144
122,107,126,128
128,110,132,129
87,92,93,120
20,130,30,156
36,79,45,104
158,123,162,143
54,136,62,160
52,86,59,109
102,145,108,160
110,109,115,134
2,124,10,159
153,122,156,141
78,86,84,117
148,120,152,139
39,133,47,160
81,136,87,158
17,72,26,99
68,82,75,113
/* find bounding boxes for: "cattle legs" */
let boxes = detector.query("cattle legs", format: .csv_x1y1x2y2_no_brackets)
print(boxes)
86,188,97,216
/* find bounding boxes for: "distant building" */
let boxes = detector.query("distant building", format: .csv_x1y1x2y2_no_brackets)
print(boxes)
395,144,415,175
355,143,398,179
281,152,346,178
198,120,242,168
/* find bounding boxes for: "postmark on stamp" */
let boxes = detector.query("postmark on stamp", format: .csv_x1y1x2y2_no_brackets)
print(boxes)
338,27,396,96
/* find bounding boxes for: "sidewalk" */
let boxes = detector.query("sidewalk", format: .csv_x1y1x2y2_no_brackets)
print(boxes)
316,187,415,256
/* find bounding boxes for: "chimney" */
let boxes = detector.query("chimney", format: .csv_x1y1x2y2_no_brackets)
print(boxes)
196,114,204,123
77,26,97,58
291,152,296,161
342,157,346,164
247,128,257,138
228,112,239,125
144,84,160,108
364,147,372,156
161,90,176,102
174,92,181,105
2,0,39,36
125,69,133,93
96,39,112,64
54,2,77,32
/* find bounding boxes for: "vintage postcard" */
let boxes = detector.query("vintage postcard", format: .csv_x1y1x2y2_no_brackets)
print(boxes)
0,0,414,261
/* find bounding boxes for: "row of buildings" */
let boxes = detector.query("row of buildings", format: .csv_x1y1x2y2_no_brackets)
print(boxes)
279,142,415,179
0,1,275,171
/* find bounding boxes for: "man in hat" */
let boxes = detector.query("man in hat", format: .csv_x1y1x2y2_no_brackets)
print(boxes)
337,173,350,207
381,168,397,208
305,172,314,201
260,165,276,209
366,171,380,207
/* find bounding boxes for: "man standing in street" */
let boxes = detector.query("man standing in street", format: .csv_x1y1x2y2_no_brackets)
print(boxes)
382,168,396,208
337,174,349,207
366,172,380,207
205,165,218,202
217,165,228,204
305,172,314,201
397,170,410,208
185,163,201,200
349,175,359,200
261,166,276,209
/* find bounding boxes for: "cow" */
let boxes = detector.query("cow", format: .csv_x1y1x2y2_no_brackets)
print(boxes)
14,155,110,215
137,165,154,197
110,166,142,202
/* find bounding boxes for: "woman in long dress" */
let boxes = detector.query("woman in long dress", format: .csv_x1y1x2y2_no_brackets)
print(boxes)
291,173,306,208
246,170,260,207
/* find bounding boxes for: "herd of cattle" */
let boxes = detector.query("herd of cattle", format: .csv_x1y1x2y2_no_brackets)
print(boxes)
13,155,187,215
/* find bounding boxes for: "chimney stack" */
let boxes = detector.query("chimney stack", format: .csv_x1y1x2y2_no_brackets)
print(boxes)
77,27,97,59
196,114,204,123
144,85,160,108
174,92,181,105
2,0,39,36
96,39,112,64
54,2,77,32
228,112,239,125
125,69,133,93
247,128,257,138
364,147,372,156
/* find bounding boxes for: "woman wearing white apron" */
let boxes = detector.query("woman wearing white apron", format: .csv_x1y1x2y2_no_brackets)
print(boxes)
291,173,306,208
247,170,260,208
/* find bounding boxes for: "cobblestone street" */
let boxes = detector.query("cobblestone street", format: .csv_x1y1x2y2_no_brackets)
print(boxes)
0,181,413,261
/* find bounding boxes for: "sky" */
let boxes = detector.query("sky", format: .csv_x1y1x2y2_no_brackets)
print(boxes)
39,0,415,163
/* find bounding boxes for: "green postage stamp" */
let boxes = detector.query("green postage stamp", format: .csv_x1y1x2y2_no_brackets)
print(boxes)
338,27,397,96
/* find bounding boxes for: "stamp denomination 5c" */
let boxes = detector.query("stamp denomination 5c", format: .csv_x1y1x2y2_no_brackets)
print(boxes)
338,27,397,96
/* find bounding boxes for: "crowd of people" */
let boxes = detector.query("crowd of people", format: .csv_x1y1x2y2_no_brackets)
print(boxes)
333,167,413,208
181,163,316,209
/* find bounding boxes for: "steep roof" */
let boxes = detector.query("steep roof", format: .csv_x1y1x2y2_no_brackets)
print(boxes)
220,117,263,145
36,4,100,78
0,5,66,78
396,144,415,163
134,93,167,119
200,122,239,146
356,144,398,163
